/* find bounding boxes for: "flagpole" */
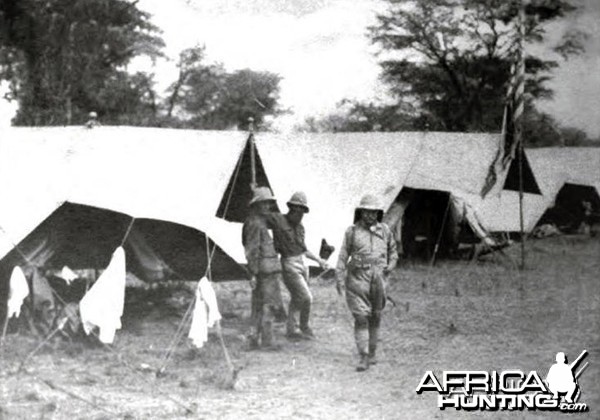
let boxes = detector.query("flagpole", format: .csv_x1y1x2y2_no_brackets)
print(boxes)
516,1,526,270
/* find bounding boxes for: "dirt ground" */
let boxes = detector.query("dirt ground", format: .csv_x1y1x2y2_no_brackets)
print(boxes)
1,235,599,419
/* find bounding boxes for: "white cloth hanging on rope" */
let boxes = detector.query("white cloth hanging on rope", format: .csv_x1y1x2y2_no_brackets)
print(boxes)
79,247,126,344
58,265,78,284
7,266,29,318
188,277,222,348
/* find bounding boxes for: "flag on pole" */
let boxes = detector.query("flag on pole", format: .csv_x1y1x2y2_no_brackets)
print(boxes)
188,277,222,348
7,266,29,318
79,247,126,344
481,6,526,197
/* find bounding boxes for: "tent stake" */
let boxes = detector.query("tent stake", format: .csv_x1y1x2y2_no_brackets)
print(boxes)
429,195,452,267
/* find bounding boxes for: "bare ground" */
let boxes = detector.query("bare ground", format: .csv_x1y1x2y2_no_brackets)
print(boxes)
1,235,599,420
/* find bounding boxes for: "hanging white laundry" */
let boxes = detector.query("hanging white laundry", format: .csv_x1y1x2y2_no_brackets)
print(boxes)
188,277,222,348
59,266,78,284
79,247,126,344
7,266,29,318
199,277,221,327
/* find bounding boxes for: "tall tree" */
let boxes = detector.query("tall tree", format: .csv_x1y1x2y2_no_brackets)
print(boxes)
165,45,208,118
368,0,586,134
297,100,415,133
195,68,282,130
166,47,283,130
0,0,164,125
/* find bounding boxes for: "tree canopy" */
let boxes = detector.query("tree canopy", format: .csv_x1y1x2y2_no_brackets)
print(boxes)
164,45,283,130
367,0,585,134
299,0,595,146
0,5,283,131
0,0,164,125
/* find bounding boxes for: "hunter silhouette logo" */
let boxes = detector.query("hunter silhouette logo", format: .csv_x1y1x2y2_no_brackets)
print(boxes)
416,350,589,412
546,350,588,407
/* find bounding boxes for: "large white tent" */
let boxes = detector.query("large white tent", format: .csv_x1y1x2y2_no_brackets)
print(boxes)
0,126,544,281
211,131,534,264
0,126,250,281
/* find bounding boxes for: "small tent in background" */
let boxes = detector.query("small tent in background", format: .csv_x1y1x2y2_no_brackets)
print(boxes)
478,147,599,236
528,148,600,233
397,131,540,256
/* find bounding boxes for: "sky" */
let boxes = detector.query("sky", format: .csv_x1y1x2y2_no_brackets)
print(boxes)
130,0,388,131
1,0,599,137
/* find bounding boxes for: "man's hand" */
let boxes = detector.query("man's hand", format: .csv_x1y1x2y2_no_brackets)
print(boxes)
249,276,257,290
319,258,330,271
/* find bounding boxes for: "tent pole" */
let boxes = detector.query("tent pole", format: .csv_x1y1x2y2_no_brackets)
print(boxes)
517,1,526,271
205,235,212,282
429,195,452,267
518,138,525,270
248,117,257,189
119,217,136,247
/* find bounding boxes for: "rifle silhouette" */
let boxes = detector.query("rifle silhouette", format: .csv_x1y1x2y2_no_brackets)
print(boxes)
570,349,588,379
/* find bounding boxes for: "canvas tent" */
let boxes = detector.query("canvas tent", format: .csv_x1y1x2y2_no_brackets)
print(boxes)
398,131,539,255
0,126,548,322
0,126,253,324
527,147,600,232
477,147,599,234
469,146,544,234
214,131,538,263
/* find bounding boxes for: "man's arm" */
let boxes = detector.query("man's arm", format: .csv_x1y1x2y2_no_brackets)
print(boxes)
335,228,352,295
384,224,398,274
304,250,329,269
297,223,329,268
242,220,262,277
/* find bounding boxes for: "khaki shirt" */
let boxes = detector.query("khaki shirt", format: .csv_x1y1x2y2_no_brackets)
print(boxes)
267,213,307,258
242,214,281,276
336,222,398,273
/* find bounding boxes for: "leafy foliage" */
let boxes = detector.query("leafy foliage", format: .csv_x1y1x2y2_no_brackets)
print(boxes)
166,46,283,130
0,0,164,125
366,0,584,134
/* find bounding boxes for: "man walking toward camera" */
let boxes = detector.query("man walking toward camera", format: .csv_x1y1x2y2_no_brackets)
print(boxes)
336,194,397,371
268,192,329,340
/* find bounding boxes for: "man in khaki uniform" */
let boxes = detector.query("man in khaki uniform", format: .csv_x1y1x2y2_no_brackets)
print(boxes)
336,194,398,371
242,187,284,349
268,192,329,340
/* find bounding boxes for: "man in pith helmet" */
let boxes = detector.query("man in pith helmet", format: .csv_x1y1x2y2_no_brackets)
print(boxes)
242,186,285,349
268,191,329,340
336,194,398,371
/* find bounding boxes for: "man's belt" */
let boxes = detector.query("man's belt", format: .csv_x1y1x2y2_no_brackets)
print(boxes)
349,259,374,270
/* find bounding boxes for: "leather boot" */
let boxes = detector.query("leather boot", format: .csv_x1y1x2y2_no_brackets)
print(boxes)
368,344,377,365
368,318,380,366
355,326,369,372
356,352,369,372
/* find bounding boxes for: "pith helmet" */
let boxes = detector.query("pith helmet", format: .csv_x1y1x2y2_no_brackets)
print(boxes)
354,194,384,223
356,194,383,211
287,191,309,213
249,186,276,206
